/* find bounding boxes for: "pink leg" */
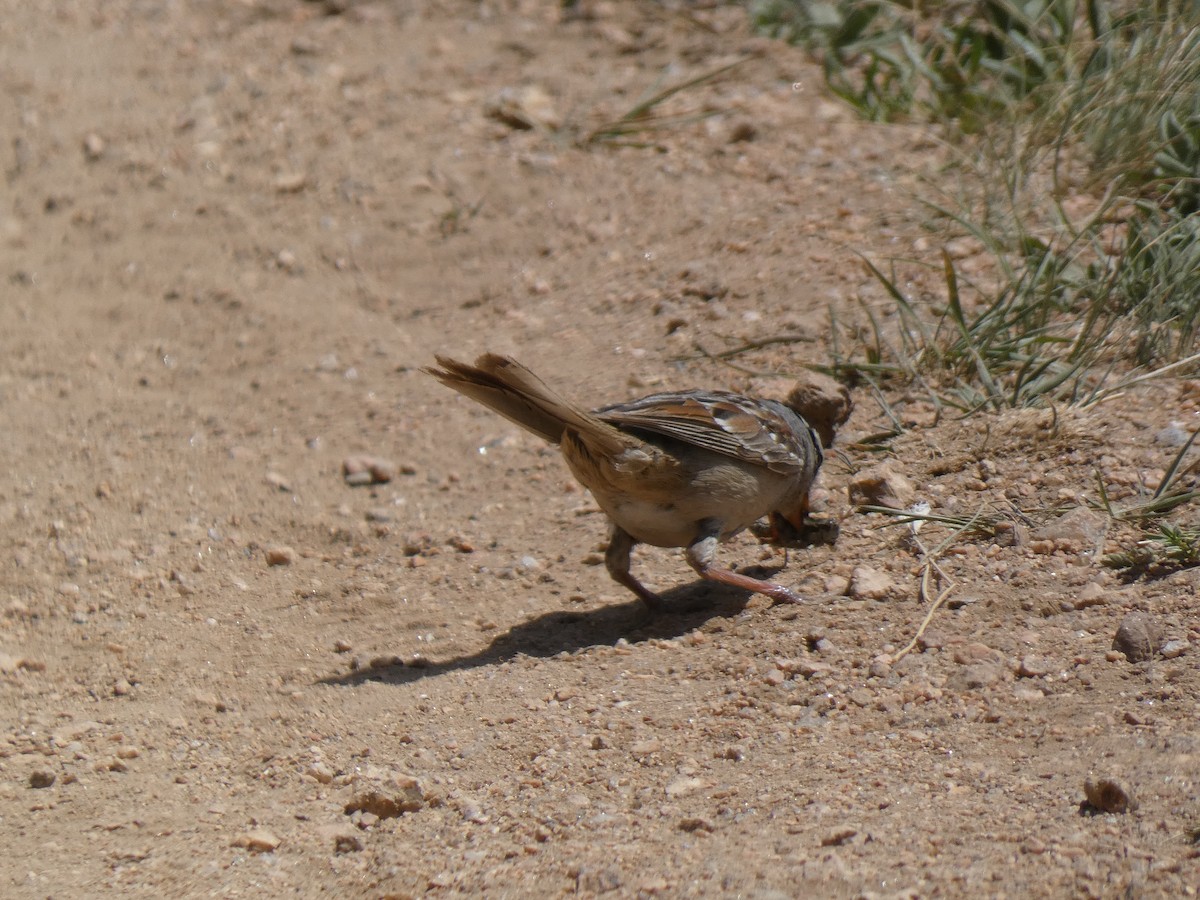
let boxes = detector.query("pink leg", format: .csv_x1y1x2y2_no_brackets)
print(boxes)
686,534,803,605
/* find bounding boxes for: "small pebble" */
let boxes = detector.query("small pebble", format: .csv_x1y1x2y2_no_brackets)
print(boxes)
233,828,281,853
264,471,291,492
82,133,105,161
1159,639,1189,659
1112,612,1163,662
1017,655,1053,678
848,464,914,510
29,770,56,789
848,566,894,601
273,171,308,193
342,455,397,485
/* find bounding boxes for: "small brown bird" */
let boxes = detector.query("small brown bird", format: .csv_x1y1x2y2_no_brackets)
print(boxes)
424,354,825,610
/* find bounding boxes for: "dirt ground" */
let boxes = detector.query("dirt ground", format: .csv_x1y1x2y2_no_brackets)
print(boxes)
2,1,1198,897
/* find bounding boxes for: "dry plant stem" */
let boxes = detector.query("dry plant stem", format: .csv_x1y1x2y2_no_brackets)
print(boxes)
892,525,966,664
690,344,770,378
678,335,816,362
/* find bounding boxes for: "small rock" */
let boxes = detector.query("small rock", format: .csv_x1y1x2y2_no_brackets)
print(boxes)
29,770,56,789
950,662,1004,690
342,455,396,485
1112,612,1163,662
344,774,426,818
264,471,291,492
917,630,946,651
1071,582,1108,609
233,828,281,853
849,464,915,510
782,372,852,448
82,133,105,161
1153,424,1190,447
1017,655,1053,678
265,546,296,567
0,652,19,674
793,660,833,678
273,171,308,193
1159,639,1189,659
631,740,663,756
1083,777,1137,814
868,655,892,678
823,574,849,596
485,85,562,130
576,867,623,894
677,817,715,833
113,678,133,696
953,642,1006,666
309,763,334,784
848,566,894,600
333,639,353,653
1031,507,1107,548
664,776,706,799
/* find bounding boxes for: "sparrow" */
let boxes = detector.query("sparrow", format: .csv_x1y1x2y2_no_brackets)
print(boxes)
424,353,825,611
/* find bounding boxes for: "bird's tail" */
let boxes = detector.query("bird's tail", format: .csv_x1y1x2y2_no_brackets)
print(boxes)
424,354,631,456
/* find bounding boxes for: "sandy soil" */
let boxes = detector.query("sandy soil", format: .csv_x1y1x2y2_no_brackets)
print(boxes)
2,1,1198,897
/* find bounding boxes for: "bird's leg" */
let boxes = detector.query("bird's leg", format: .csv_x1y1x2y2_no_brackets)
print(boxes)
686,524,803,605
605,525,664,612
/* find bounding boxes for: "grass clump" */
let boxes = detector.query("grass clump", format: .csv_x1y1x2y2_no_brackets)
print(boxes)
757,1,1200,410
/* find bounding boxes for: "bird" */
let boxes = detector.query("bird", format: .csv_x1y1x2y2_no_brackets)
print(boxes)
423,353,825,611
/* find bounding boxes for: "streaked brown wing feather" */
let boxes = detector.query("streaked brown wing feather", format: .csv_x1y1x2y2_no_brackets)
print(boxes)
595,391,814,476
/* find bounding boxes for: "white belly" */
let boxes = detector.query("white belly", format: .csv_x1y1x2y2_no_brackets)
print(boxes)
589,460,795,548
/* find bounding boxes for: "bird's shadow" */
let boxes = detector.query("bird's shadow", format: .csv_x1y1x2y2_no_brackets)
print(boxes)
317,570,797,689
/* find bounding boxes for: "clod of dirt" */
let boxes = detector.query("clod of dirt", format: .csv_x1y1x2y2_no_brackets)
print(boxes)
265,545,296,567
848,464,915,510
344,774,427,819
848,565,895,601
233,829,281,853
1112,612,1164,662
342,454,397,485
1083,777,1137,814
782,371,852,449
29,770,56,789
821,827,858,847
